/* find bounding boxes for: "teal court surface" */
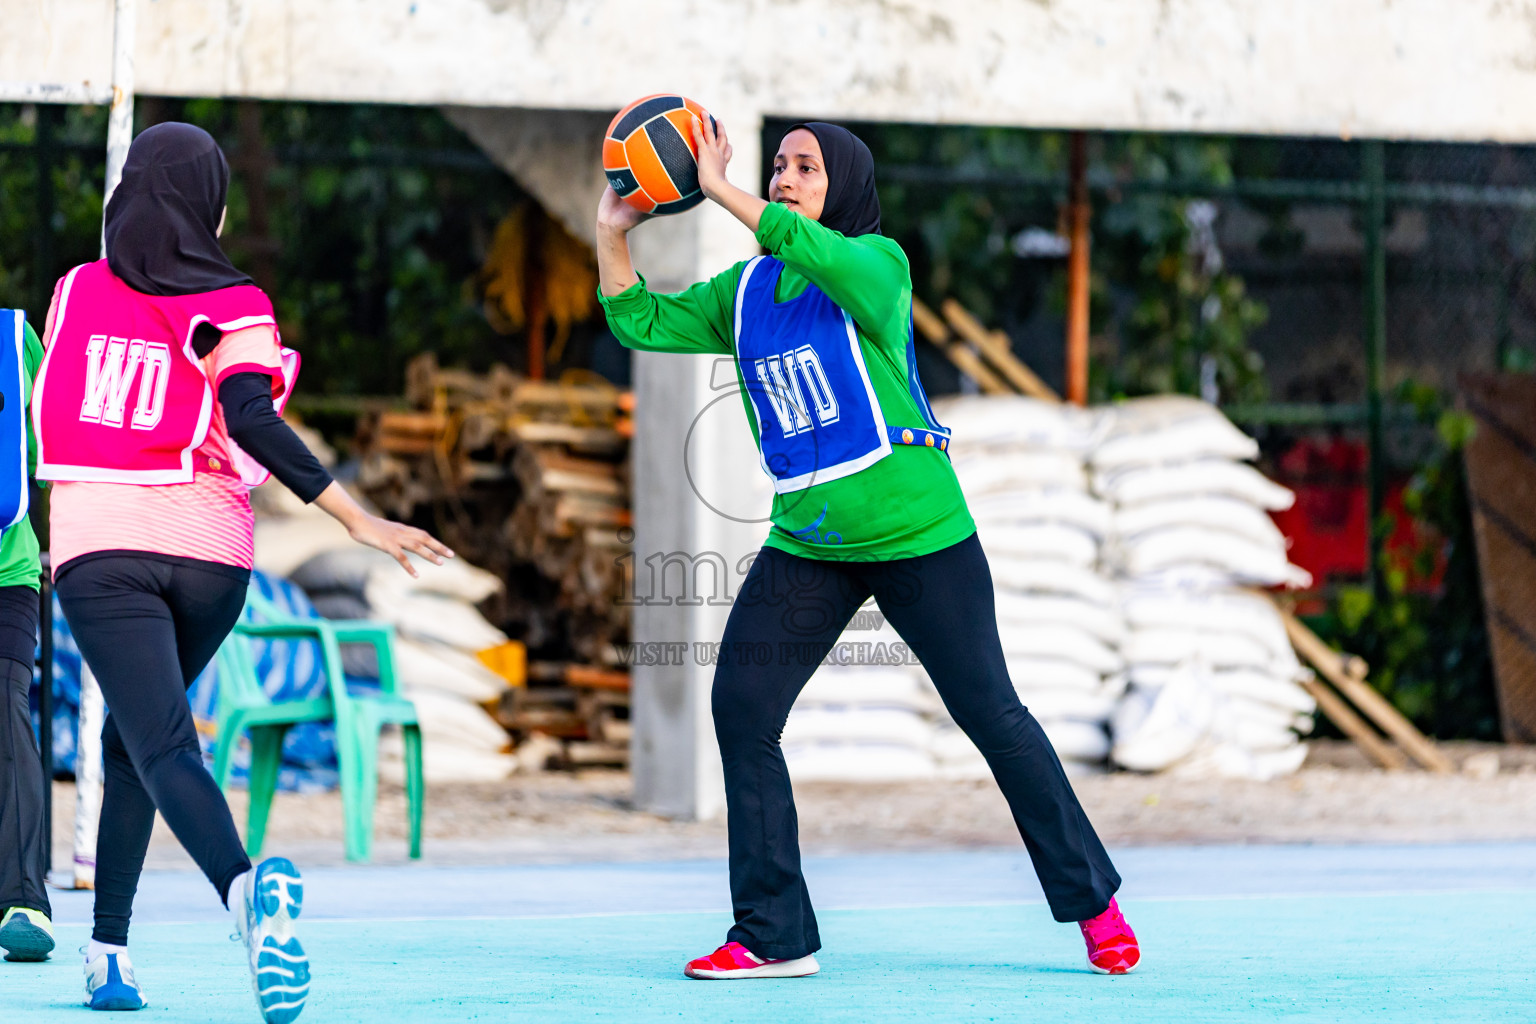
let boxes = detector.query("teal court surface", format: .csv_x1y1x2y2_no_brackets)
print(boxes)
5,843,1533,1022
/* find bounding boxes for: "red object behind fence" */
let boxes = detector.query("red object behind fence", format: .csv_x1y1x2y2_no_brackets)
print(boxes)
1269,436,1445,592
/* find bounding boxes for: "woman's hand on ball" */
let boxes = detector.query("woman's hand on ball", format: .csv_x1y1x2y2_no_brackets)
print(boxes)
693,116,732,200
598,185,648,233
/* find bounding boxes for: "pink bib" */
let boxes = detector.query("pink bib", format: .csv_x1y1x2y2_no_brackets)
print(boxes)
34,261,298,487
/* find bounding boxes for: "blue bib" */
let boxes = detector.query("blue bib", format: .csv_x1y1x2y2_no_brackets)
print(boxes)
0,311,28,538
734,257,949,493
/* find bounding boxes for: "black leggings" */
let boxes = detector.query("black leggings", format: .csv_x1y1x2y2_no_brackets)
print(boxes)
715,533,1120,960
56,553,252,945
0,586,48,916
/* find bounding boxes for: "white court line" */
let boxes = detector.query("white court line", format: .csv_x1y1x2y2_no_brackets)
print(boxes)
94,885,1536,930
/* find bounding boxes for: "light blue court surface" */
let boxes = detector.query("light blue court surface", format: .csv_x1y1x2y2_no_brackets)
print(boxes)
8,844,1534,1022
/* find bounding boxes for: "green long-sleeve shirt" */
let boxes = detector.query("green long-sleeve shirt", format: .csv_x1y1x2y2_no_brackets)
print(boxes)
601,202,975,561
0,320,45,590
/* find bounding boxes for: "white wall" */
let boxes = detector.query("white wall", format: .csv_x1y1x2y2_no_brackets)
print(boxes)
11,0,1536,142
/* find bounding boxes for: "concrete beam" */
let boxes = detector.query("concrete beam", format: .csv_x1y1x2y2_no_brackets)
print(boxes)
443,106,609,245
8,1,1536,143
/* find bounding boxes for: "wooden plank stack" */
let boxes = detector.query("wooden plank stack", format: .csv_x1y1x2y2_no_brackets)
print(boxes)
354,353,634,767
491,663,632,768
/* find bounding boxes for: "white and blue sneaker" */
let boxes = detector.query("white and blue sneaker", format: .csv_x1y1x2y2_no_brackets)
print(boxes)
83,949,147,1011
233,858,311,1024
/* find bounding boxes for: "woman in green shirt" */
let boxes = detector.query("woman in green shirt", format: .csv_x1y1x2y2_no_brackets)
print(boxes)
598,118,1137,979
0,316,53,963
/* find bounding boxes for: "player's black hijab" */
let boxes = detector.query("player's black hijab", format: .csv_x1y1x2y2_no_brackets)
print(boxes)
104,122,253,296
788,122,882,238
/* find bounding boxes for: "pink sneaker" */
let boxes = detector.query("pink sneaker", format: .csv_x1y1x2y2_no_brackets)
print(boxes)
1078,897,1140,974
684,941,821,980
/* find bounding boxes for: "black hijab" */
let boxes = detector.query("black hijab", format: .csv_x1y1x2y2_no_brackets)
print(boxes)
104,122,253,296
787,122,882,237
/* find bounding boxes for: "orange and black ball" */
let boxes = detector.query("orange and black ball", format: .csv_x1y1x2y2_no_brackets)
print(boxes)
603,94,715,215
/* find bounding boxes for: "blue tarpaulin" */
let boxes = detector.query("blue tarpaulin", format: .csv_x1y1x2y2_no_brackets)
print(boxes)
29,570,359,791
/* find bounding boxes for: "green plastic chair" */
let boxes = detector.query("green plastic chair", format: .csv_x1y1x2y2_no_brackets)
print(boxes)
211,588,424,863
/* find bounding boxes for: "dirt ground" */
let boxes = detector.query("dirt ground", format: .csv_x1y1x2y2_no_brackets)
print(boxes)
48,741,1536,872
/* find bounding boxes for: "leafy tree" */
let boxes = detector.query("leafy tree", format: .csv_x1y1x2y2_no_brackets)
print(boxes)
0,103,110,320
0,99,530,397
1091,136,1269,404
177,98,528,395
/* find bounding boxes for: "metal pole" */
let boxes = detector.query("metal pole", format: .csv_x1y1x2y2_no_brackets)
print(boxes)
1362,140,1387,592
1065,132,1090,406
32,105,57,324
101,0,137,257
2,2,129,888
71,661,104,890
60,0,133,890
1495,264,1514,370
875,164,1536,211
38,554,52,876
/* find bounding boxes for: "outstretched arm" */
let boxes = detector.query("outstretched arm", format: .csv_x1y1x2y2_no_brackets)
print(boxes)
216,325,455,578
313,481,454,578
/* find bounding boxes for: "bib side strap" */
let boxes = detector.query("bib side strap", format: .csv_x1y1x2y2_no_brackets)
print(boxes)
887,424,951,453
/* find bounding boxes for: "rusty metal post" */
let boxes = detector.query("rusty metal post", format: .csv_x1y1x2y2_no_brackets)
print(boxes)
1065,132,1090,406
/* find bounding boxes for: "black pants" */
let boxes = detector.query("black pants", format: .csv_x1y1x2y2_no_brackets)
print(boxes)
0,586,49,916
56,553,253,945
715,533,1120,960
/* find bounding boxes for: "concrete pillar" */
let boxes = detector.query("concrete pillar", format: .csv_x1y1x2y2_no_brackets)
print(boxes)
628,105,771,820
452,103,772,819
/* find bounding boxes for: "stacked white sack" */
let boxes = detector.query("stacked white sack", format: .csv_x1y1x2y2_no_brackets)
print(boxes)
929,397,1122,777
782,601,942,781
1094,396,1316,781
254,494,518,783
